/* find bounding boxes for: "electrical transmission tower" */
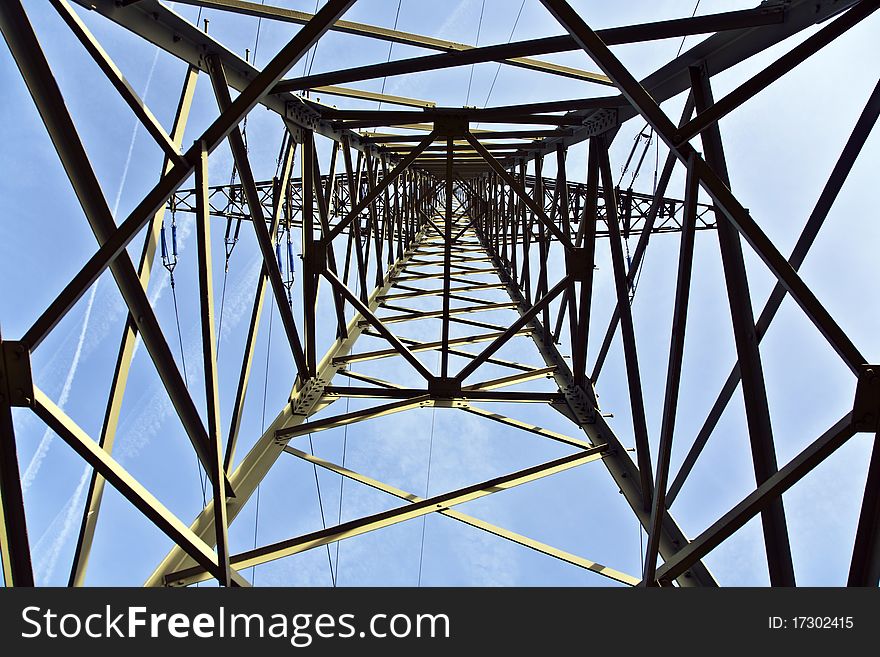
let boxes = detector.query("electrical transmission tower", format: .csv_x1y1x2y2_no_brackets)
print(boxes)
1,0,878,588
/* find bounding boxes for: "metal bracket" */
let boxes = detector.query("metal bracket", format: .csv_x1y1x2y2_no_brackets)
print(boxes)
580,108,618,138
0,341,34,408
282,118,305,145
429,376,461,399
853,364,880,432
556,382,598,427
303,239,328,275
434,115,469,137
565,247,592,282
289,374,327,417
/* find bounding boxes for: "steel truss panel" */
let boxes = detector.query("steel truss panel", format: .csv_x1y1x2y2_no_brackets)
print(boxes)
1,0,876,589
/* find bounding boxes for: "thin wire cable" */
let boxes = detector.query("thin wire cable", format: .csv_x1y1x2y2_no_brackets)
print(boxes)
376,0,404,113
464,0,486,107
631,136,660,298
476,0,526,128
332,374,350,583
635,0,702,575
332,261,359,583
302,0,322,81
416,402,437,587
251,296,274,585
217,270,230,352
629,0,703,167
307,432,337,587
169,277,208,508
332,267,360,585
625,0,701,305
169,282,189,388
416,350,442,586
252,0,266,64
217,2,265,349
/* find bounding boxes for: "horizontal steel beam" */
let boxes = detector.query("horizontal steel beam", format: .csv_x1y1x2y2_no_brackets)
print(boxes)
163,445,608,585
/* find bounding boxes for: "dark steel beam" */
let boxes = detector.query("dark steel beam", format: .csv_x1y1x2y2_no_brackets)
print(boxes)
0,335,34,587
323,270,434,381
224,140,297,473
22,0,355,354
441,137,454,377
677,1,878,144
690,63,795,586
596,136,653,509
364,130,561,143
654,414,856,584
541,0,864,373
456,277,570,382
328,133,435,242
465,133,572,248
194,140,232,586
271,5,787,93
208,56,309,381
1,0,222,485
590,96,694,383
69,64,199,587
170,0,607,83
667,78,880,506
475,216,717,586
527,0,860,161
642,151,699,585
849,429,880,586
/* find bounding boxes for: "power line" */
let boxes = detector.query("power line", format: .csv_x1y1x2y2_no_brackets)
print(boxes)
475,0,526,129
376,0,404,113
465,0,486,107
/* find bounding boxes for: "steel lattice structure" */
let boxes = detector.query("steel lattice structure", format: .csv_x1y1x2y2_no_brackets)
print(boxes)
1,0,878,587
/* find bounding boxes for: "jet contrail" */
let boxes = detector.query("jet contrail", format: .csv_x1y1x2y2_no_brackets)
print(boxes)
29,42,165,582
33,464,90,585
119,251,261,464
21,282,98,492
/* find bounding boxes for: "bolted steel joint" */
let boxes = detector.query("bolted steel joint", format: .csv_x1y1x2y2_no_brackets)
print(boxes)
428,376,461,399
565,247,592,282
852,363,880,432
0,340,34,408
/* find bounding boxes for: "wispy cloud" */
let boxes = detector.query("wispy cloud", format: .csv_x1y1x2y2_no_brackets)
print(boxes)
22,282,98,493
118,250,261,464
32,464,91,585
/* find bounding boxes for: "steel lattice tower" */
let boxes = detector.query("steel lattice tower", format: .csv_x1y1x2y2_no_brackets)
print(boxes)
1,0,878,587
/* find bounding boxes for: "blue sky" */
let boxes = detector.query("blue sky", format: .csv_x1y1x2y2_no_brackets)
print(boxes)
1,0,879,587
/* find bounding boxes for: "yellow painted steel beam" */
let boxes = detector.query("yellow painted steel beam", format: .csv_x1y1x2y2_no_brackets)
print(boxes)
336,328,533,365
282,446,638,586
308,84,435,108
367,301,518,326
464,366,557,391
338,369,404,389
164,444,610,586
395,336,538,374
171,0,608,84
50,0,182,163
392,268,500,282
379,281,506,301
145,232,429,586
31,387,249,587
461,405,593,450
275,396,435,440
69,65,199,587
